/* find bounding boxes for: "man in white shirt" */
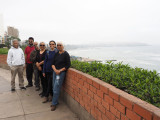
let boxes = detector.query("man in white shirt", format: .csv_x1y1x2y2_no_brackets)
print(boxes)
7,39,26,91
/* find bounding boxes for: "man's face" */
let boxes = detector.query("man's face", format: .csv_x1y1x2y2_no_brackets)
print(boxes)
33,42,39,50
13,41,19,48
29,39,34,45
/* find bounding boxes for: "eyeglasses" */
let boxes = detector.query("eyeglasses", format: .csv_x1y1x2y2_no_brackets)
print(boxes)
40,45,45,46
57,45,62,46
50,44,55,45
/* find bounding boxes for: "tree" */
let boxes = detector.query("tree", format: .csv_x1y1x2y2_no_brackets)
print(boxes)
5,36,21,48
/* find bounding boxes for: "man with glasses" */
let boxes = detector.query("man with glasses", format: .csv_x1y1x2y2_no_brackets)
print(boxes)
25,37,35,87
30,42,40,90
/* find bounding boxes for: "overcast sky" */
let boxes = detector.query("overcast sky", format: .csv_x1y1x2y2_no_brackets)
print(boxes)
0,0,160,45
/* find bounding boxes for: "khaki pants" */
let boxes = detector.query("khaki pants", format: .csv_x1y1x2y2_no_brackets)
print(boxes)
10,65,24,89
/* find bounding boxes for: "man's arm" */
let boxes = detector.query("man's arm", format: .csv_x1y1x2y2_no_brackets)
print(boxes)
7,49,12,66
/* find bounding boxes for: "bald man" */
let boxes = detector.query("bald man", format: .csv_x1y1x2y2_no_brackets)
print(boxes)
30,42,40,90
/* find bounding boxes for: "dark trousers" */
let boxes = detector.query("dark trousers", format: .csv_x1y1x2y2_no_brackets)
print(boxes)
45,72,53,97
39,70,46,95
34,67,40,87
26,63,33,85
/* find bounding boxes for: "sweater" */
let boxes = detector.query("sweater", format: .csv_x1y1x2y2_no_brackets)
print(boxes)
7,46,25,66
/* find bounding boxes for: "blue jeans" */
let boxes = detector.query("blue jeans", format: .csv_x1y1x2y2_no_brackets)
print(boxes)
52,71,66,105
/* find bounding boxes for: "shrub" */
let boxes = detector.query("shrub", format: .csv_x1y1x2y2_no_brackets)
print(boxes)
71,60,160,108
0,48,8,54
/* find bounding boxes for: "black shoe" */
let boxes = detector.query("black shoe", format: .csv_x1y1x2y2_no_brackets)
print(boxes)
20,87,26,90
11,88,15,91
26,85,33,88
39,92,43,96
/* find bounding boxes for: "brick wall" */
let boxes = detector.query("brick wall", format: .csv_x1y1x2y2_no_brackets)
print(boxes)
1,54,160,120
63,68,160,120
0,54,7,64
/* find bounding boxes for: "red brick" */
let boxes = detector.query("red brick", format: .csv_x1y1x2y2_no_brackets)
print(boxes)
77,83,82,89
91,98,98,107
88,90,94,98
114,100,125,114
82,86,88,94
81,75,87,81
104,94,113,105
79,99,85,107
75,96,80,103
93,81,100,89
79,79,84,85
72,79,77,85
94,94,102,104
86,78,93,85
74,77,79,83
97,90,104,98
77,73,82,79
105,110,116,120
121,113,129,120
84,104,91,113
95,107,102,118
89,85,97,94
120,96,133,110
97,103,105,114
84,82,90,89
91,108,97,119
102,113,109,120
134,104,153,120
109,89,120,101
100,85,109,95
126,109,141,120
110,106,121,119
102,100,110,111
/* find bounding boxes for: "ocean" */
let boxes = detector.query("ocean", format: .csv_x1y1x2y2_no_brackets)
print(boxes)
67,45,160,73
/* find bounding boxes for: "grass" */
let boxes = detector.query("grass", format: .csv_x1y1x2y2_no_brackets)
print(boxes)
0,48,8,54
71,60,160,108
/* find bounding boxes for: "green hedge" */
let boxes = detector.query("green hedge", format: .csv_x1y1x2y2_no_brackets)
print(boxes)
71,60,160,108
0,48,8,54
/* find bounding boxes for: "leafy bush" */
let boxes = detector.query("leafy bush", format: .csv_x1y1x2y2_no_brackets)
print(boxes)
0,48,8,54
71,60,160,108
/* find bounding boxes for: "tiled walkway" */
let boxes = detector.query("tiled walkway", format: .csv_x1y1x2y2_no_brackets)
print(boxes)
0,68,79,120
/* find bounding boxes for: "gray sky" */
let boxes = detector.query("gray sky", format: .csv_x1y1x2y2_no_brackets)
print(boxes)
0,0,160,45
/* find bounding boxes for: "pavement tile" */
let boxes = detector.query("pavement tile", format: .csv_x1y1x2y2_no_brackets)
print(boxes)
0,100,24,119
25,110,79,120
0,116,25,120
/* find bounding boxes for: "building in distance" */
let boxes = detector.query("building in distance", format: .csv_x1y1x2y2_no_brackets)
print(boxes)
7,26,19,38
0,14,4,44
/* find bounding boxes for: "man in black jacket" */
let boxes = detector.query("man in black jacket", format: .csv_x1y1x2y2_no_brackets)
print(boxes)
30,42,40,91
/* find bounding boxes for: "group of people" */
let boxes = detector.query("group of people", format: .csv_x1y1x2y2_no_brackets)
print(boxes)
7,37,71,111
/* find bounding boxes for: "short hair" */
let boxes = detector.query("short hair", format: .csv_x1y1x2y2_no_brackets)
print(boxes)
57,42,64,46
39,42,45,46
12,39,18,43
49,40,56,45
28,37,34,41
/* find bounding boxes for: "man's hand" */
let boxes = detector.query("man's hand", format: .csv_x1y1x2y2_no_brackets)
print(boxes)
55,69,60,75
43,73,45,77
38,66,42,71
